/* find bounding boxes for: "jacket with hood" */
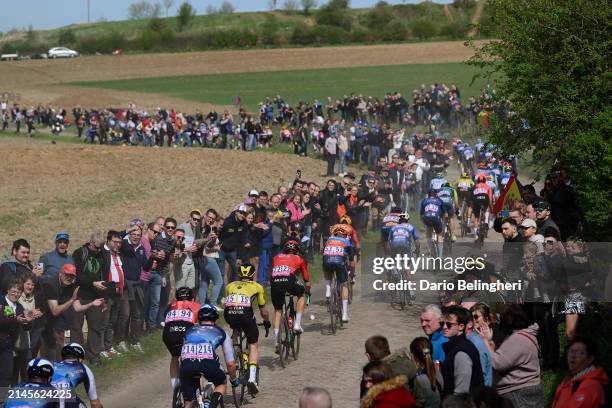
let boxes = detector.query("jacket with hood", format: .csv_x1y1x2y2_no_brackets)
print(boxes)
552,365,608,408
361,375,416,408
490,323,541,395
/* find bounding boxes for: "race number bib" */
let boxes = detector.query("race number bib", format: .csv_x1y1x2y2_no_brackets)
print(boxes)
323,245,344,257
181,343,214,360
165,308,194,323
424,204,439,214
272,265,291,277
225,294,251,307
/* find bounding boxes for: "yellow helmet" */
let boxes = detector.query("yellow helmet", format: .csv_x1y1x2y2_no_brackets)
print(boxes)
331,225,349,238
239,264,256,279
340,215,352,225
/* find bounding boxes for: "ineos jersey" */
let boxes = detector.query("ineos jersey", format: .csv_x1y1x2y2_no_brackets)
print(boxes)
271,253,310,281
51,360,97,404
181,323,234,364
163,300,200,336
473,182,493,202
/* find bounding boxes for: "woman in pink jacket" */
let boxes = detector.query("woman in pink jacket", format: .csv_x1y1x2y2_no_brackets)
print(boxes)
286,192,310,223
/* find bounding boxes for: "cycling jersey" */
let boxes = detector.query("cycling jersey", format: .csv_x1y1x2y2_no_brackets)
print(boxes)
270,253,310,282
224,280,266,317
162,300,201,357
387,224,419,253
4,382,60,408
463,146,474,161
380,213,400,241
420,197,444,220
472,182,493,218
429,177,447,191
498,172,513,188
51,360,97,407
180,323,234,400
329,223,360,249
455,177,474,193
322,236,355,266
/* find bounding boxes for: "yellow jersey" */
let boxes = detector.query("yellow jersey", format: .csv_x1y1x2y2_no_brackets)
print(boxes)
224,280,266,309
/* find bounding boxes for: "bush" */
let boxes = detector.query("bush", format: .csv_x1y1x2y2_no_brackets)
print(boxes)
362,2,394,30
290,22,315,45
410,19,438,39
315,0,352,30
199,28,257,49
259,14,280,46
439,19,469,38
1,39,49,55
177,1,196,31
376,21,408,41
58,29,77,46
350,27,375,43
314,24,348,44
78,31,127,53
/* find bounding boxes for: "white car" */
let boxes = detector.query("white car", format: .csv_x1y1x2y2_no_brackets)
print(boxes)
47,47,79,58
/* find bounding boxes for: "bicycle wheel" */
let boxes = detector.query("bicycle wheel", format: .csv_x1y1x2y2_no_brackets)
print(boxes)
172,385,184,408
279,313,290,367
348,275,354,305
336,281,344,329
235,333,247,405
292,327,300,360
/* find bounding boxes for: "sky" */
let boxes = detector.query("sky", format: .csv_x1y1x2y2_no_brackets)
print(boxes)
0,0,452,32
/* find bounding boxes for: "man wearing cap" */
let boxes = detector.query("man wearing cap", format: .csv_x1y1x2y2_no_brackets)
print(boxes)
534,201,561,237
41,264,104,361
520,218,545,253
38,232,74,281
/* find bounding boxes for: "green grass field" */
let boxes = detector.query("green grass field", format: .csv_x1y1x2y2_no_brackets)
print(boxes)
73,62,489,112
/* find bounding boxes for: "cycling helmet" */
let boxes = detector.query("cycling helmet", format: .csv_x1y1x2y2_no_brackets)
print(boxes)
339,215,352,225
478,162,487,169
61,343,85,360
398,213,410,223
283,240,300,254
331,225,349,238
428,188,438,197
442,182,451,188
198,304,219,322
291,221,305,234
435,172,444,179
176,286,194,301
461,172,470,178
27,358,54,378
390,206,402,214
477,175,486,183
238,263,256,279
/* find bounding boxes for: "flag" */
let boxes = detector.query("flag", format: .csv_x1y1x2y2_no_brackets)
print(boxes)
493,174,523,215
234,92,241,107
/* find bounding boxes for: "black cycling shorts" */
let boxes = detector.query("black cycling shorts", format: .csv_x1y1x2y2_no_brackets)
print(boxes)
224,313,259,345
422,216,443,234
472,196,490,218
270,276,305,310
458,191,472,206
180,359,226,401
163,323,192,357
323,262,349,284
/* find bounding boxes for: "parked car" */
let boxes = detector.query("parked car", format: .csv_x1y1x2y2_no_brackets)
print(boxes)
47,47,79,58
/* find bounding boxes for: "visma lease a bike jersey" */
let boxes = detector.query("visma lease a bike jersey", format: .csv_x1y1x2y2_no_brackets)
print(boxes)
51,360,98,403
181,324,234,363
323,236,354,265
388,224,419,251
421,197,444,219
380,213,400,240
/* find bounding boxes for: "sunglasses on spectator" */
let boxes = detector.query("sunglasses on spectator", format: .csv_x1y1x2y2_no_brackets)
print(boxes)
176,236,184,241
443,321,459,328
472,314,480,320
165,225,176,230
191,217,201,222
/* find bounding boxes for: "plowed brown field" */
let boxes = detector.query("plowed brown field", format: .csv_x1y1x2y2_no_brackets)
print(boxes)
0,40,484,111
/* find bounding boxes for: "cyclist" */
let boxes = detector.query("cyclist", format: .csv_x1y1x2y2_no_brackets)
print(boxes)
270,240,311,350
420,188,445,257
472,174,493,239
322,226,356,323
51,343,102,408
180,304,239,408
380,206,402,252
455,171,475,232
498,164,514,190
429,171,447,191
387,213,420,258
162,287,201,393
437,182,459,242
329,215,361,257
5,359,58,408
223,264,270,395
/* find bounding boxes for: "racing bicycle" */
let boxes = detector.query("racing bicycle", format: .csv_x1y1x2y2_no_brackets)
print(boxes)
278,294,301,368
232,322,269,405
328,272,343,334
